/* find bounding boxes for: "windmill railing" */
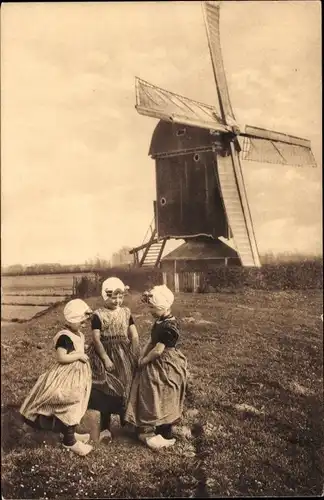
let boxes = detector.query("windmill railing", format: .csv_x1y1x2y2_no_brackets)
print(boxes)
140,217,155,246
129,238,158,255
129,216,158,266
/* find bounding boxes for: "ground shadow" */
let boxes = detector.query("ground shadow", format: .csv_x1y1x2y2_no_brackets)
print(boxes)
1,405,60,452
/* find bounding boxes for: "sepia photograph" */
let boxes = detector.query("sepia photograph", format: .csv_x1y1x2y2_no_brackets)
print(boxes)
1,0,322,498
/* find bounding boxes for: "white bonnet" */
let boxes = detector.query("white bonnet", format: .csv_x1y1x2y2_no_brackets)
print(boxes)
101,277,129,301
142,284,174,310
63,299,92,324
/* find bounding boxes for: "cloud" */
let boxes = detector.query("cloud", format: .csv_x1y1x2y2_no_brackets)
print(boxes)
241,158,322,256
255,217,322,256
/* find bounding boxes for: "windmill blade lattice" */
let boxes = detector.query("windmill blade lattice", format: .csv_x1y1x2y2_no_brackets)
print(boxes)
135,77,228,132
203,1,236,125
240,126,316,167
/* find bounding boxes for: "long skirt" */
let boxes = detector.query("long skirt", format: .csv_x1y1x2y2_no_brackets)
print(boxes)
87,336,137,401
20,360,91,427
125,348,187,428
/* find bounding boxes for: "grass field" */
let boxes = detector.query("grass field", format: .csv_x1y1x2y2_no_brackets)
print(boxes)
1,305,50,322
1,289,323,498
1,296,68,323
1,273,86,296
1,273,85,323
1,296,64,306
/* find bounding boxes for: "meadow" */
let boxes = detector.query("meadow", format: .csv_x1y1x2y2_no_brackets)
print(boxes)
1,288,323,498
1,273,96,324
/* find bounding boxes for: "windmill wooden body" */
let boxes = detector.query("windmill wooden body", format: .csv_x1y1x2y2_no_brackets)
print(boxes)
130,1,317,269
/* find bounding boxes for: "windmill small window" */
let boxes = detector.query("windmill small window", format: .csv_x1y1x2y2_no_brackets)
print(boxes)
176,128,186,137
193,153,200,162
160,197,166,206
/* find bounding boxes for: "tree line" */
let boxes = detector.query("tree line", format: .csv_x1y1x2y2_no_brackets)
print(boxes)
1,247,134,276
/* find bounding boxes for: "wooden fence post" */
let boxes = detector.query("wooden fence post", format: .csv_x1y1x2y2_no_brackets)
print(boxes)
174,260,179,293
193,272,198,293
174,273,180,293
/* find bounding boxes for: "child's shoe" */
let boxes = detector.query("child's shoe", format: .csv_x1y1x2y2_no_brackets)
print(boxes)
99,429,112,442
75,432,90,444
138,432,155,444
146,434,176,450
63,441,93,456
60,432,90,444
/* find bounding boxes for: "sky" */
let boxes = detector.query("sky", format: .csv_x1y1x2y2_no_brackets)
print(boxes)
1,1,322,267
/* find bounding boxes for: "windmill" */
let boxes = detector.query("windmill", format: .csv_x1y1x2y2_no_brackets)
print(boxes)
129,1,317,269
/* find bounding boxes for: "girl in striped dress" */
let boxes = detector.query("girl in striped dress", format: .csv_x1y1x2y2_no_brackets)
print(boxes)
20,299,93,456
87,277,139,441
125,285,188,450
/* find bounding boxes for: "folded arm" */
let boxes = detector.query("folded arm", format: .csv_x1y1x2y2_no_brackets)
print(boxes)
141,342,165,365
56,348,85,364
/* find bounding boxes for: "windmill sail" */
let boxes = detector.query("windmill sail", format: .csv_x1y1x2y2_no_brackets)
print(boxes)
203,1,261,266
203,1,236,124
216,146,261,267
241,126,317,167
242,137,317,167
135,77,229,132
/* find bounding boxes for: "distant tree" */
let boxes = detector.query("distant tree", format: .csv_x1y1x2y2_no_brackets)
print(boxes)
2,264,25,275
1,262,88,275
111,246,133,268
84,256,111,271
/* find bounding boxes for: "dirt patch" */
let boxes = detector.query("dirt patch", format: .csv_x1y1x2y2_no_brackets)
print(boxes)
289,381,314,397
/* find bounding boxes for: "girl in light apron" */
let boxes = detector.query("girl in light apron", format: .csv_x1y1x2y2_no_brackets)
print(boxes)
20,299,93,456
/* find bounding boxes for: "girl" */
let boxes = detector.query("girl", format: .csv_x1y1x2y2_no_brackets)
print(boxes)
20,299,93,456
87,277,139,440
125,284,188,450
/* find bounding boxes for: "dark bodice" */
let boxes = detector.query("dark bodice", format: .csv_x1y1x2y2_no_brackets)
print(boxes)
151,314,180,348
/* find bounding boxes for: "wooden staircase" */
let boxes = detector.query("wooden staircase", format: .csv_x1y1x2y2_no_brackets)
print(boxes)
129,222,167,268
141,236,166,268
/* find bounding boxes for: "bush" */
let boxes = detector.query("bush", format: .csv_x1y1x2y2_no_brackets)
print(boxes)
99,267,163,291
73,267,164,298
196,259,322,292
74,275,101,298
72,258,322,297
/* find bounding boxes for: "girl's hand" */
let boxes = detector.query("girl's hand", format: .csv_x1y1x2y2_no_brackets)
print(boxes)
138,357,147,368
132,345,140,359
103,357,115,372
79,353,89,363
132,342,139,353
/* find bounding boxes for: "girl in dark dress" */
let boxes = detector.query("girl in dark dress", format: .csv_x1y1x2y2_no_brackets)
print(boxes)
125,285,187,450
